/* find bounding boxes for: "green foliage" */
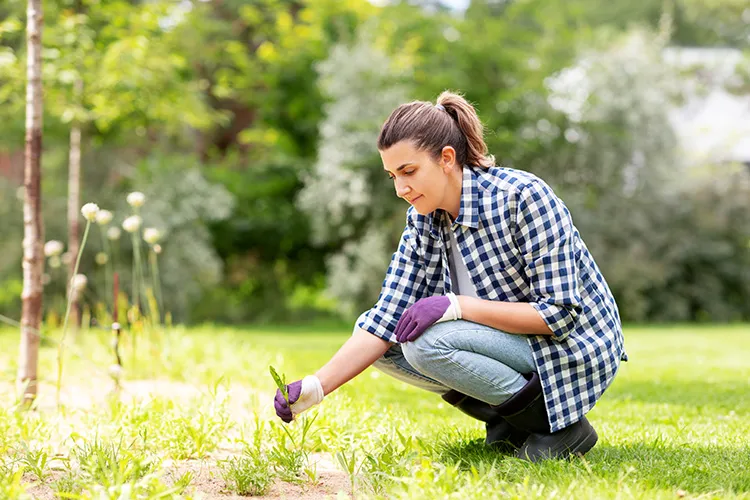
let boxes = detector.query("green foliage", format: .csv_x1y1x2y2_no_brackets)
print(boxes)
219,447,274,496
0,0,748,324
269,365,288,402
0,323,749,496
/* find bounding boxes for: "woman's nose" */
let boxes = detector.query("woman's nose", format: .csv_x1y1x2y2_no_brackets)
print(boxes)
394,178,411,198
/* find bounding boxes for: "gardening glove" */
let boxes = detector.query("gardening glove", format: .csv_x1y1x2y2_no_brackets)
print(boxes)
394,293,462,343
274,375,324,423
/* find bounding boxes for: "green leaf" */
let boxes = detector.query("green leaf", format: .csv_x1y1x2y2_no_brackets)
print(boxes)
269,365,288,402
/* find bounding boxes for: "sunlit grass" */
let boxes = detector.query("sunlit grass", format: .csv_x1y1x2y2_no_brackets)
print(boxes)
0,323,748,498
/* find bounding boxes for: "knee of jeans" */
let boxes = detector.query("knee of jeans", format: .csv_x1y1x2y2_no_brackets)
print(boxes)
401,332,440,374
371,343,402,372
401,322,459,369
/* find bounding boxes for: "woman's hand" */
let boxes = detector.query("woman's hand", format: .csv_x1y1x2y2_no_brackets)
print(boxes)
394,293,462,343
273,375,324,423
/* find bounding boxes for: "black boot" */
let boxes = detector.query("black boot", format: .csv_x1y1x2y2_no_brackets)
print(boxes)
441,390,529,453
491,372,598,462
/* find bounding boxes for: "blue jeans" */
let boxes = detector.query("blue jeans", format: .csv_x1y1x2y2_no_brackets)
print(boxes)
356,315,537,406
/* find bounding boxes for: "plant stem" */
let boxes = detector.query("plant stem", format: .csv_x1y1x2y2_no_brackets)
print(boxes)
56,220,91,408
99,225,113,312
148,249,162,325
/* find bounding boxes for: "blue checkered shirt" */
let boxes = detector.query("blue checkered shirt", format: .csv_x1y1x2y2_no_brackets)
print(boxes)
358,166,627,432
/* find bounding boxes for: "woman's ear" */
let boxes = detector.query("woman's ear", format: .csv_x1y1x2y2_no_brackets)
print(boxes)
440,146,457,171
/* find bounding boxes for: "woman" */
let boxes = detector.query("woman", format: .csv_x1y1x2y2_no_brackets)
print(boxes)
274,91,627,462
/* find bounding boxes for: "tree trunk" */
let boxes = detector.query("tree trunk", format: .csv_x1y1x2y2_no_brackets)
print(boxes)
67,78,83,328
18,0,44,404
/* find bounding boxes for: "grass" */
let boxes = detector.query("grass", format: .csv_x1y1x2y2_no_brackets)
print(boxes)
0,323,748,498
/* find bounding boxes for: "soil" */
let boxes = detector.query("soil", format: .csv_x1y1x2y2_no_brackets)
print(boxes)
2,378,351,499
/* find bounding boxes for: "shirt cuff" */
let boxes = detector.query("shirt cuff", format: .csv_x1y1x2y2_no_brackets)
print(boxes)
531,302,578,341
357,314,398,344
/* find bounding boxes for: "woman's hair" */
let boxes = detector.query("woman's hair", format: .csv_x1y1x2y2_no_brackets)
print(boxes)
377,90,495,169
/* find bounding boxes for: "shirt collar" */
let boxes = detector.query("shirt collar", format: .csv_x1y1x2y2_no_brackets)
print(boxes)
427,166,480,238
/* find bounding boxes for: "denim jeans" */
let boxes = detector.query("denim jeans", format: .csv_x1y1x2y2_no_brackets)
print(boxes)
356,315,537,406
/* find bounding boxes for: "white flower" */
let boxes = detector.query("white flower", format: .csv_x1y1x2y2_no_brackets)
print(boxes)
107,227,121,241
48,256,61,269
95,209,113,225
44,240,64,257
72,274,87,291
81,203,100,222
126,192,145,208
153,244,162,255
122,215,142,233
108,364,123,380
95,252,109,265
143,228,161,245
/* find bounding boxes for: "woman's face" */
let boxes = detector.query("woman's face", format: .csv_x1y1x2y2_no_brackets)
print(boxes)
380,141,457,216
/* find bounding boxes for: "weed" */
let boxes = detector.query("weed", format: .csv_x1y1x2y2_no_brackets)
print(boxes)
220,447,274,496
18,444,58,482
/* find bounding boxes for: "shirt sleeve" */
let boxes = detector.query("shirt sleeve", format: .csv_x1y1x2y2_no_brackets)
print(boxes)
357,221,427,343
514,180,582,341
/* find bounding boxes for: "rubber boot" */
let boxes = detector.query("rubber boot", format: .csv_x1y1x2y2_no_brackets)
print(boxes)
441,390,529,453
490,372,598,462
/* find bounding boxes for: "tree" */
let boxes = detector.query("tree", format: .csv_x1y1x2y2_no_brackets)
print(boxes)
18,0,43,404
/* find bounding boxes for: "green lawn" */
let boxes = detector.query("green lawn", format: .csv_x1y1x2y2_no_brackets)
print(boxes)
0,323,748,499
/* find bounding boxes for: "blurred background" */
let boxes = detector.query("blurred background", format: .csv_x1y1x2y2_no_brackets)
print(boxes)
1,0,749,327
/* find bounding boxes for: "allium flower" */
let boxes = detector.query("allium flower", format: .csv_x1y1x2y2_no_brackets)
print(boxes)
72,274,88,291
143,228,161,245
95,252,109,265
122,215,142,233
126,192,145,208
95,209,113,225
108,364,123,380
44,240,64,257
48,256,61,269
153,244,162,255
107,227,121,241
81,203,100,222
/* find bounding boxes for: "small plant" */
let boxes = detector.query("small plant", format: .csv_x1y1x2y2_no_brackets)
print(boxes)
0,468,26,500
18,444,56,482
269,365,288,402
268,414,318,485
51,471,81,499
336,447,364,494
360,430,419,495
219,447,274,496
167,406,229,459
72,437,155,487
172,470,194,495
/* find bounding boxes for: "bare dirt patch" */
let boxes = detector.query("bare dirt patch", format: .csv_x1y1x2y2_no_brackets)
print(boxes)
6,378,351,499
23,453,349,499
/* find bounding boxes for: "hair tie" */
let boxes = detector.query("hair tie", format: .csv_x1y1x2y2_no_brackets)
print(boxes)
435,104,445,111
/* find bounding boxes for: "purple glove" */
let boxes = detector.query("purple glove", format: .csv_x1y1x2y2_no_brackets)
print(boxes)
394,293,462,343
273,375,325,423
274,380,302,423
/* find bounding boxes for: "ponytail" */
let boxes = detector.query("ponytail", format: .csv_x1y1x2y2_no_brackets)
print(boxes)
377,90,495,169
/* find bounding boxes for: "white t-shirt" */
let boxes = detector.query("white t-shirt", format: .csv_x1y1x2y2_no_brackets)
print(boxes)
446,226,479,299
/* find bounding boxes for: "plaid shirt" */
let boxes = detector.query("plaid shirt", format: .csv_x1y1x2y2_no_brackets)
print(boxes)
358,166,627,432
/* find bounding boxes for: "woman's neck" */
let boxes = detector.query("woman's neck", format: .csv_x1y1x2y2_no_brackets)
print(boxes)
446,166,463,220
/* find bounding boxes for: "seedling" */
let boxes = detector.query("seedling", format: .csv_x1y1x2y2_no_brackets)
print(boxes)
269,365,288,402
220,449,273,496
